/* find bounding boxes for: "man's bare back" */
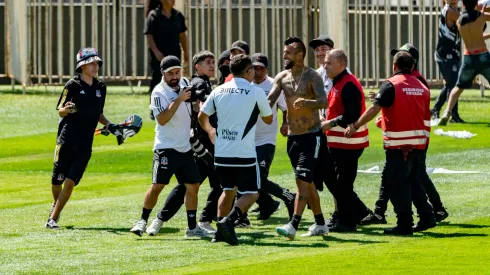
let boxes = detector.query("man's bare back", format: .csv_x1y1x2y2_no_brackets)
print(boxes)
269,67,327,135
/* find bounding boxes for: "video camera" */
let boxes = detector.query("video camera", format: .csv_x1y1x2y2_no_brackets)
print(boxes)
185,85,208,103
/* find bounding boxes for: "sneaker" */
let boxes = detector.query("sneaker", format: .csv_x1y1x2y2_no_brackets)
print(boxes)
211,229,224,243
257,200,281,220
329,223,357,233
435,208,449,222
438,112,451,126
430,108,439,119
413,219,437,232
130,219,147,237
48,202,60,223
217,218,239,245
198,221,217,234
450,116,466,123
146,218,164,236
359,213,387,225
384,226,413,236
301,223,329,237
234,215,251,228
275,223,297,240
326,211,339,227
45,218,60,230
185,225,210,238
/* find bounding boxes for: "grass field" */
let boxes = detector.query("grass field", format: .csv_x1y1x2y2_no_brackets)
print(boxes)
1,88,490,274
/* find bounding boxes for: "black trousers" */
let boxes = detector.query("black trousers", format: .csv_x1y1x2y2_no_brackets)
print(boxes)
157,156,222,223
374,147,443,215
433,59,460,116
322,147,370,226
378,149,434,228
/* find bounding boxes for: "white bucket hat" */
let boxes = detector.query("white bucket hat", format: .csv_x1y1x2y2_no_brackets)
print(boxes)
76,48,103,73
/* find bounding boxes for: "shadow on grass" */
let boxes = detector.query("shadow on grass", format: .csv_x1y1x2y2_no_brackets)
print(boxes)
459,121,490,126
438,222,490,229
419,232,488,238
65,226,180,235
322,235,387,244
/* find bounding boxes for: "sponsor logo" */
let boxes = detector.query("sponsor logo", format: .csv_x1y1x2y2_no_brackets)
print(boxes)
80,90,85,94
260,160,266,167
96,90,101,97
221,129,239,141
160,156,168,166
57,173,64,181
219,88,251,95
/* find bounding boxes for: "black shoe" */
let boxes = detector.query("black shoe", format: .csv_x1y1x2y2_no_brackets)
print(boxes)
234,215,251,228
257,200,281,220
328,223,357,233
450,116,466,123
384,226,413,236
250,206,260,214
356,210,372,225
430,108,440,119
211,229,224,243
286,196,295,221
413,219,437,232
326,212,340,227
359,212,387,225
217,219,239,246
435,208,449,222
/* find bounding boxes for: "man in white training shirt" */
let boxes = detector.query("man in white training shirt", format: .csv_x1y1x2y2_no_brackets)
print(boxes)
199,54,273,245
130,56,208,238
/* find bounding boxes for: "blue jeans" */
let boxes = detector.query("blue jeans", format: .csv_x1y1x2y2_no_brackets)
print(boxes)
456,51,490,89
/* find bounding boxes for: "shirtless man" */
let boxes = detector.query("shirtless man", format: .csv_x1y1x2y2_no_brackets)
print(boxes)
268,37,329,240
439,0,490,125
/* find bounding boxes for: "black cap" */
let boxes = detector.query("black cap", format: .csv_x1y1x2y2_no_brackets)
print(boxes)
160,55,182,73
230,40,250,55
309,35,334,49
251,53,269,68
391,43,419,65
218,50,231,66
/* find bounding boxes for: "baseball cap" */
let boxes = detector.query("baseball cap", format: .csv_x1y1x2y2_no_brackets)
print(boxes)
230,40,250,55
160,56,182,73
391,43,419,65
251,53,269,68
309,35,335,49
218,50,231,65
76,48,103,73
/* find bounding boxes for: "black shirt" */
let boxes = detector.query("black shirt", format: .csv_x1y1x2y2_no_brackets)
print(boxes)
144,8,187,62
331,69,362,128
374,70,427,108
191,74,217,154
56,76,106,148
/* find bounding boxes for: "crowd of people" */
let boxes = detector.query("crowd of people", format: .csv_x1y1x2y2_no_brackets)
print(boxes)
45,0,490,246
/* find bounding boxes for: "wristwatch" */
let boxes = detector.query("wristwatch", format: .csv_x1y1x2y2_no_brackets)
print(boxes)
329,120,337,128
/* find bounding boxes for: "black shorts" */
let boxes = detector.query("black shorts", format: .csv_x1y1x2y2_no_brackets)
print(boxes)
51,144,92,186
256,144,276,178
215,164,260,194
152,149,200,184
287,130,322,183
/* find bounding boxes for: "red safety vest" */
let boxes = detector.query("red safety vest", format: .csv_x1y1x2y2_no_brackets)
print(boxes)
411,69,431,142
379,74,430,150
326,73,369,149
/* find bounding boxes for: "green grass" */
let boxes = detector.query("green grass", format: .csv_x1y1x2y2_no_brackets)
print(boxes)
1,89,490,274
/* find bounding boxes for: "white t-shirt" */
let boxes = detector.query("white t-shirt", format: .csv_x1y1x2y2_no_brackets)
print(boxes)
150,78,192,152
252,76,286,146
201,77,273,166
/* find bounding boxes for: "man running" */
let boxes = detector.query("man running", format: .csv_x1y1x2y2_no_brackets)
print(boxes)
269,37,329,240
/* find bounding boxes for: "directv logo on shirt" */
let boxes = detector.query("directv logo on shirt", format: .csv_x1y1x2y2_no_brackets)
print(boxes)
221,129,239,140
220,88,251,95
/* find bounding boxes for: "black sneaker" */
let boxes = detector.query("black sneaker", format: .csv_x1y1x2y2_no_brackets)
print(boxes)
413,219,437,232
450,116,466,123
435,208,449,222
360,212,387,225
430,108,440,119
234,215,251,228
384,226,413,236
217,218,239,246
257,200,281,220
328,223,357,233
211,229,224,243
326,212,340,227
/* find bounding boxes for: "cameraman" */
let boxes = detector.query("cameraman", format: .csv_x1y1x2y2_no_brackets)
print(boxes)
146,51,221,236
130,56,207,238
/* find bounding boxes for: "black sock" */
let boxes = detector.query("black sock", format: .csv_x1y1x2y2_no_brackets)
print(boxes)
141,208,152,222
314,214,325,226
290,215,302,230
218,217,225,222
187,210,197,230
227,206,242,223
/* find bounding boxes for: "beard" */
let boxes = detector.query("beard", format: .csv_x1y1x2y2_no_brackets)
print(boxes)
167,79,179,88
284,59,294,69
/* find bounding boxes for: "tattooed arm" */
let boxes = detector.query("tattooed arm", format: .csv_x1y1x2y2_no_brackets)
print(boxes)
293,70,328,110
268,71,285,107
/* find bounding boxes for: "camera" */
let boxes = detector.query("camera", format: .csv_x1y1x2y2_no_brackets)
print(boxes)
184,85,207,103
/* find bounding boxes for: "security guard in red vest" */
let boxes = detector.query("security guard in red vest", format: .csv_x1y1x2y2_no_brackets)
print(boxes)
345,51,436,235
317,49,372,232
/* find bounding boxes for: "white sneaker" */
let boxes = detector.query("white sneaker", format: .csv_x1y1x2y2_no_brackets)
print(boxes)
198,221,217,234
275,223,296,240
130,219,147,237
146,218,164,236
185,225,210,238
301,223,329,237
45,218,60,230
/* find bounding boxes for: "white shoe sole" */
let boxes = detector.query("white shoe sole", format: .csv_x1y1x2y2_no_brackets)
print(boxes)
276,228,295,240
